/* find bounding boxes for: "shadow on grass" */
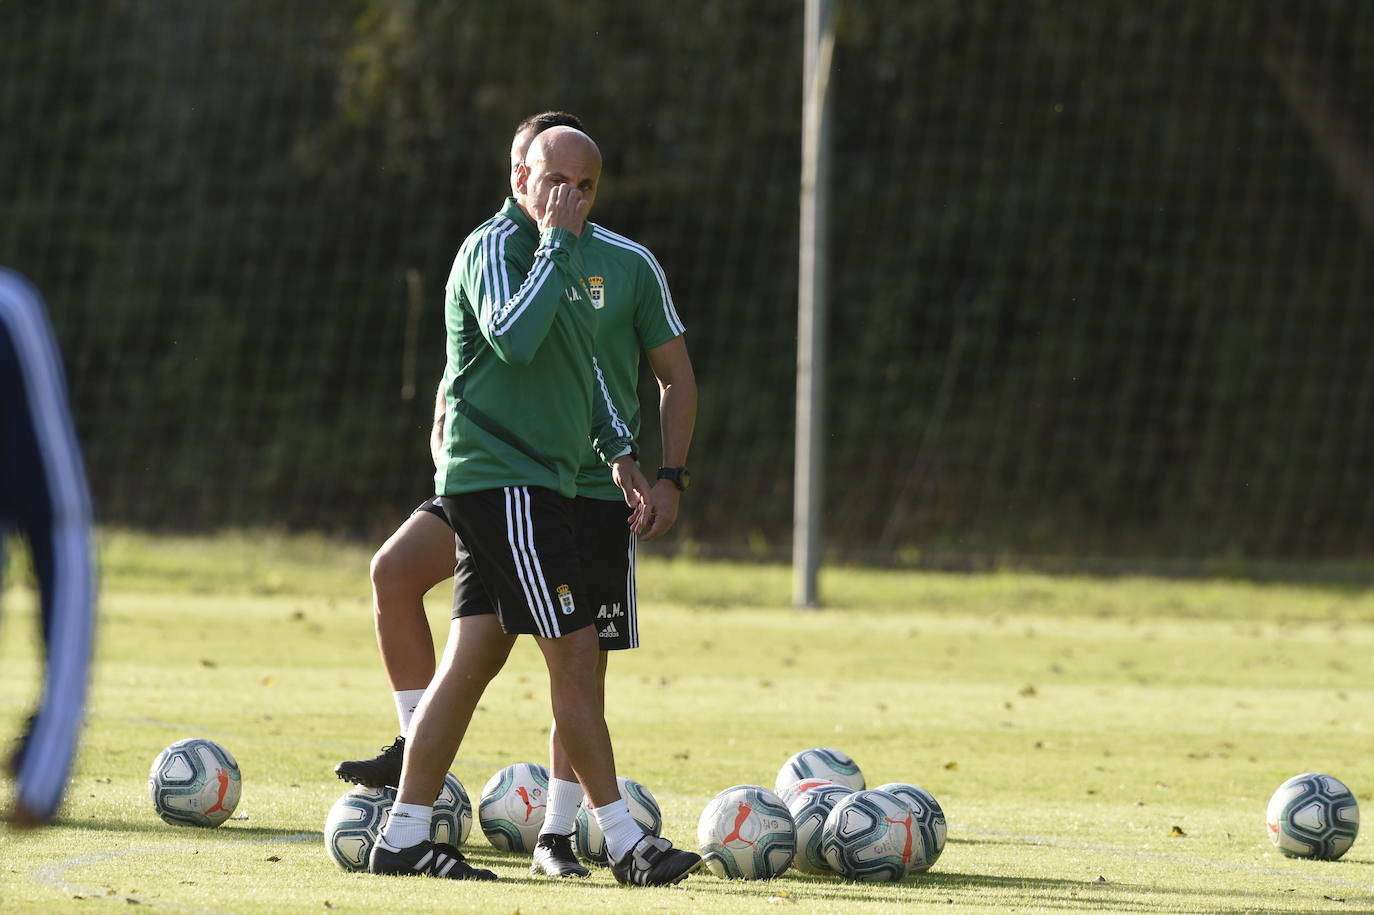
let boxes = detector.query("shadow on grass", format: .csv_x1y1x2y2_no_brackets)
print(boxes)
735,869,1318,913
61,816,320,841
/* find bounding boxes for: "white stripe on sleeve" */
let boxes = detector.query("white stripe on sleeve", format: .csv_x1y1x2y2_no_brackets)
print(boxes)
590,227,685,336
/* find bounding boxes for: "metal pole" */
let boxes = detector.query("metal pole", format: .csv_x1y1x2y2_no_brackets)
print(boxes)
794,0,834,608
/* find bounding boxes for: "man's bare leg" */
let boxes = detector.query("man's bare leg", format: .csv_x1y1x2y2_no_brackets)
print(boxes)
531,650,608,877
369,615,512,880
335,509,455,788
536,627,618,806
372,511,454,697
394,615,515,808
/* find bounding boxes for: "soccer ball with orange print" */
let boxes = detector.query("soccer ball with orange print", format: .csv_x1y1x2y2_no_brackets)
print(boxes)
697,784,796,879
821,788,924,881
148,738,241,828
478,761,550,852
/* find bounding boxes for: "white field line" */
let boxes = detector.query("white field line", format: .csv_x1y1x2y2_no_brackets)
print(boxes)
27,832,317,913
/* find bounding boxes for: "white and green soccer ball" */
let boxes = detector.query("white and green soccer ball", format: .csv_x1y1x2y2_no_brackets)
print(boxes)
875,782,946,873
432,771,473,848
821,788,922,881
777,777,841,807
479,762,549,852
787,783,854,874
1266,773,1360,860
325,786,394,871
775,747,865,795
698,784,796,879
148,738,241,828
323,772,470,871
574,776,663,865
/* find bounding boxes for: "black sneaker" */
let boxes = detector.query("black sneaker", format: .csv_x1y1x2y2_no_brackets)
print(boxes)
335,736,404,788
531,832,590,878
610,835,702,887
369,839,497,880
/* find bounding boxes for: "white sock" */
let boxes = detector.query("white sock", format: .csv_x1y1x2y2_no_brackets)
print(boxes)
592,798,645,863
541,777,583,837
380,802,431,850
394,689,426,736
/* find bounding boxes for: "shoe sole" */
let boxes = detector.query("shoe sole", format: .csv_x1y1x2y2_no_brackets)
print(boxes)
334,767,397,789
371,867,497,881
662,856,704,886
618,855,703,887
530,863,591,878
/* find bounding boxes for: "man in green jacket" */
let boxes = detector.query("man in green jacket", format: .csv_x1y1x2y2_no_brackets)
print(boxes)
366,126,700,888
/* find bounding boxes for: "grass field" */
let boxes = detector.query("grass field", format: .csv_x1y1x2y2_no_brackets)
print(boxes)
1,530,1372,913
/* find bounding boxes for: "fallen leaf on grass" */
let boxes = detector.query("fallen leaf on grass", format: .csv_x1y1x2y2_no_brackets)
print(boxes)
1170,825,1186,837
1019,684,1038,697
766,890,797,904
1095,876,1108,884
265,855,280,862
944,761,958,771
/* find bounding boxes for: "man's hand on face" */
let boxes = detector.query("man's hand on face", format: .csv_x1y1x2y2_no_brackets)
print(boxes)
533,183,589,237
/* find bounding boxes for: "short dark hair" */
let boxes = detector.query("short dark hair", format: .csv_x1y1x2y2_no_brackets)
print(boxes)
514,111,585,138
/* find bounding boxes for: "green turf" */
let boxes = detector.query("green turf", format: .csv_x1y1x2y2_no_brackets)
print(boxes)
1,530,1372,912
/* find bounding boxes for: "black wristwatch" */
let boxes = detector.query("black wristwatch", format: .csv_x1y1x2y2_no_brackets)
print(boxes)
656,466,691,492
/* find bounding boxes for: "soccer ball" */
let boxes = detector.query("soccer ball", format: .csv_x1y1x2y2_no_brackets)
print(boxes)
875,782,946,872
325,786,395,871
1266,773,1360,860
479,762,549,852
777,777,841,807
324,773,471,871
432,771,473,848
776,747,865,794
574,776,663,865
697,785,796,879
148,738,241,828
822,789,923,881
787,783,854,874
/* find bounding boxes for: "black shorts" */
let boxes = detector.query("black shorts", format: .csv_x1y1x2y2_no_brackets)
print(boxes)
438,492,639,650
440,487,593,640
412,497,488,617
413,497,453,530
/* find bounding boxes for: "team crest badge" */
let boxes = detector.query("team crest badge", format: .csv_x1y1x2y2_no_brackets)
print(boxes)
556,584,576,615
587,275,605,309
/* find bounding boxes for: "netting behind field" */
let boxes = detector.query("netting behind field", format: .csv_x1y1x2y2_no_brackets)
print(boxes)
4,1,1373,567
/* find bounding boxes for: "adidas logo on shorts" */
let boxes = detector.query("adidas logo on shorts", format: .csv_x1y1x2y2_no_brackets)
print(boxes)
600,622,619,639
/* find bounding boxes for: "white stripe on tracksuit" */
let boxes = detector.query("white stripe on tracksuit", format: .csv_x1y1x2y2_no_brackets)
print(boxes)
480,217,561,338
0,269,96,822
503,486,559,637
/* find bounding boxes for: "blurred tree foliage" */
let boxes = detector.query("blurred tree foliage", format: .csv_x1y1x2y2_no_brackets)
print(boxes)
3,1,1371,566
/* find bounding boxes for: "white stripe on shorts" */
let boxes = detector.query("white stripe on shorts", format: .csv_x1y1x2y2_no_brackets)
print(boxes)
626,531,639,648
504,486,558,637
